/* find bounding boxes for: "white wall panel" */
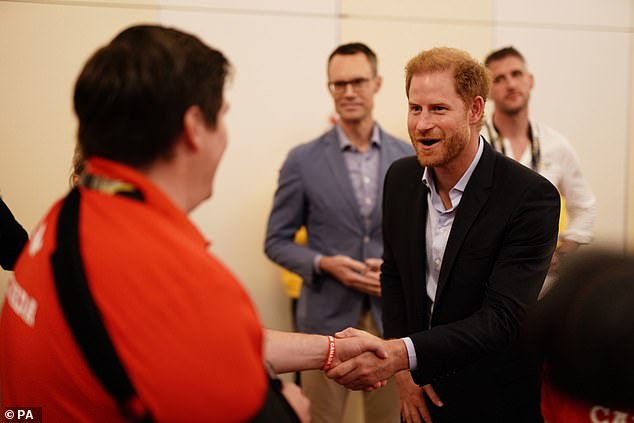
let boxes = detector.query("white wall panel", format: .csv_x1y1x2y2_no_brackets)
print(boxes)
158,4,338,329
342,0,491,22
157,0,336,15
494,0,630,28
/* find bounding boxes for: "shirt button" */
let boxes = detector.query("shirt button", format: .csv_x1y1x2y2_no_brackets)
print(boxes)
364,236,370,243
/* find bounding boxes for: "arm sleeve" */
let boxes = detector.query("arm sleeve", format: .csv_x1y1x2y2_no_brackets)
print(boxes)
555,140,596,245
264,150,321,287
381,165,409,339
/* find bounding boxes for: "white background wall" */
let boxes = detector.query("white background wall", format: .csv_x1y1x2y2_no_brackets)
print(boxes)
1,0,632,334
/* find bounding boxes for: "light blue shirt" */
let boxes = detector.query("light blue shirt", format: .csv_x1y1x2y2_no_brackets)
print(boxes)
313,124,382,273
404,137,484,370
337,123,382,228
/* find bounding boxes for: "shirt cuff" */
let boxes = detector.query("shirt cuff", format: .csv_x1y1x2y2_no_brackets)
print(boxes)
402,337,418,370
313,254,323,274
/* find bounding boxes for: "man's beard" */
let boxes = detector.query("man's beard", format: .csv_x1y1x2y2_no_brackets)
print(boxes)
413,123,470,168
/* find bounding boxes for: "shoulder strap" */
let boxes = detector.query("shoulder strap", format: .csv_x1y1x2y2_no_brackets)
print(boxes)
50,187,152,422
51,186,299,422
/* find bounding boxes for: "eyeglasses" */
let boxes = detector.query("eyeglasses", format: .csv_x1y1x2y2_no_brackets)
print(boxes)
328,77,372,94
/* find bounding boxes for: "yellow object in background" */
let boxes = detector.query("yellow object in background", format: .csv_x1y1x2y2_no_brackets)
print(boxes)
559,196,567,245
280,227,307,299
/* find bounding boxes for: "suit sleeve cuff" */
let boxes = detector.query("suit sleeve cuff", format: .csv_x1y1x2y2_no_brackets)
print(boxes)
313,254,323,275
402,337,418,370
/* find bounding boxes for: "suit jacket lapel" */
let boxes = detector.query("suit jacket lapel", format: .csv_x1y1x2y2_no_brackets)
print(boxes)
324,129,364,223
435,141,496,303
410,168,430,329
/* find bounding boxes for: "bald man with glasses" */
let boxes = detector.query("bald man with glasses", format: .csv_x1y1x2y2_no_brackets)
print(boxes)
265,42,412,423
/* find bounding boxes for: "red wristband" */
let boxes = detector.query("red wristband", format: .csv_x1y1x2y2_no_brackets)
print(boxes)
322,336,336,371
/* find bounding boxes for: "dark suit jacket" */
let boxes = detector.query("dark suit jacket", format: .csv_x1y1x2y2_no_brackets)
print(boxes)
0,197,28,270
381,141,560,422
265,125,412,335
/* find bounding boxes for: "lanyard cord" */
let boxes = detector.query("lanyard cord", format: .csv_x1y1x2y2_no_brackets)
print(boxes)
78,173,144,202
485,120,541,171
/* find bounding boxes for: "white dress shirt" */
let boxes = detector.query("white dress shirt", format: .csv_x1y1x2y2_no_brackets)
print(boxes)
483,118,595,244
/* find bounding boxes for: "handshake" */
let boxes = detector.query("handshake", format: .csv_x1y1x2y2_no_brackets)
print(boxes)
265,328,443,423
321,327,409,391
265,327,409,391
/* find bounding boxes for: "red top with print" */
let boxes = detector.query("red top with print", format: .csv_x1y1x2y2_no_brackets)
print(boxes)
0,158,266,422
542,379,634,423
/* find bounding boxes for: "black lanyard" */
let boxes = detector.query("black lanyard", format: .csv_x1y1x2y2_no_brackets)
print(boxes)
485,120,541,171
78,173,144,202
51,184,152,422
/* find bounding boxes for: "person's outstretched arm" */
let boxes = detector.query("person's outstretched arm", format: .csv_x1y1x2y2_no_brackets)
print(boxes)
264,329,388,375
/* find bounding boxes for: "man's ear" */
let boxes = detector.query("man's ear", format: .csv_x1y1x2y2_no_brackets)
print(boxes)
528,72,535,90
182,105,206,151
373,75,383,94
469,96,485,125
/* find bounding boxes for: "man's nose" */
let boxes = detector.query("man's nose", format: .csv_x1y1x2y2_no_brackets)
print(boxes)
343,82,356,96
506,76,518,89
415,113,434,133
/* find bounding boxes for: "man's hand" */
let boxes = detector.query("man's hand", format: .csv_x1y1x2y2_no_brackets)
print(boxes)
328,330,389,391
364,257,383,282
325,327,408,390
319,255,381,296
331,332,388,367
281,382,311,423
394,371,443,423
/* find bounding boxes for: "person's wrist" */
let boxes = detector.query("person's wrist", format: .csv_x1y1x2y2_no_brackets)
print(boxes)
313,254,324,274
317,255,328,273
387,339,410,373
394,369,412,386
322,335,336,371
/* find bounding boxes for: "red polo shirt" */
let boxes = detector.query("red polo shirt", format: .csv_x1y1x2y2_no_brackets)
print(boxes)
542,379,634,423
1,158,266,422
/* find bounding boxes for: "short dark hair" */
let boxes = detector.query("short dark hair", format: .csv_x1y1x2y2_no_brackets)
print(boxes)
534,250,634,409
328,42,378,76
74,25,231,168
484,46,526,67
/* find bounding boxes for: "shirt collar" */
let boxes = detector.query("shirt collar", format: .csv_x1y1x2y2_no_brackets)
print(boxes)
336,123,381,151
85,157,209,248
455,136,484,192
422,136,484,210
